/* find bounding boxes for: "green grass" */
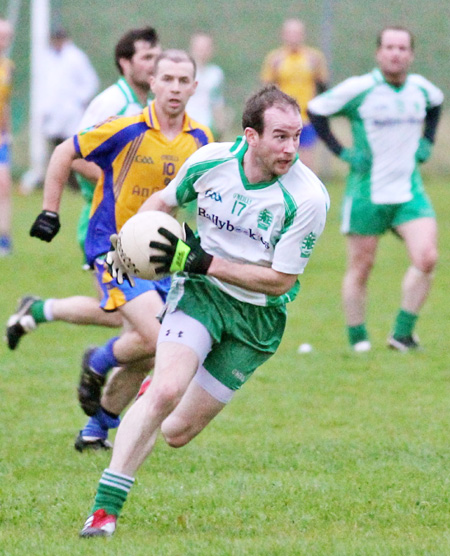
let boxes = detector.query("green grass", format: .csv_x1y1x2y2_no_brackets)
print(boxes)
1,177,450,554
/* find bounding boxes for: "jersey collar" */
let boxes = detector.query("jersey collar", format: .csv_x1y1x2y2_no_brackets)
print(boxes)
372,67,409,91
116,77,148,108
144,101,199,132
230,136,297,190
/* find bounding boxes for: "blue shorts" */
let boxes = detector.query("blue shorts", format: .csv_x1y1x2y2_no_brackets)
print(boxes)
299,123,318,148
94,258,171,311
0,142,11,165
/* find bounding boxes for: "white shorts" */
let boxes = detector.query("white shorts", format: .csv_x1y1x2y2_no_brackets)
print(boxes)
157,309,235,404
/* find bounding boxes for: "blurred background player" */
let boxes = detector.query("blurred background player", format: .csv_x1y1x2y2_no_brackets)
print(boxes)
186,31,227,140
7,27,162,352
6,26,163,450
20,25,99,194
308,26,443,352
24,50,213,451
0,19,14,256
260,18,328,172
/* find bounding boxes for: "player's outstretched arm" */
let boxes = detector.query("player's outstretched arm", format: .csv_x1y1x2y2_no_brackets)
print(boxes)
30,139,78,242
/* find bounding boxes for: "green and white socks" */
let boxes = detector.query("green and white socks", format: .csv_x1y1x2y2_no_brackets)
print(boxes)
92,468,135,517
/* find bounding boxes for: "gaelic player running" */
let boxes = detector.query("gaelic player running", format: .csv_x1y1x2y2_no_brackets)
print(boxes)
80,85,329,538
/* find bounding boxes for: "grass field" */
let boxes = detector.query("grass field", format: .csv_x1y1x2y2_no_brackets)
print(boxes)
1,176,450,555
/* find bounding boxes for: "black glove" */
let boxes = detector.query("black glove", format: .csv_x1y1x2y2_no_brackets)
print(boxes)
29,210,61,242
150,223,213,275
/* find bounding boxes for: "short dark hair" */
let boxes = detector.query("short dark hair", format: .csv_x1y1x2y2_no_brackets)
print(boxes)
242,85,300,134
377,26,415,50
115,27,159,74
153,49,196,77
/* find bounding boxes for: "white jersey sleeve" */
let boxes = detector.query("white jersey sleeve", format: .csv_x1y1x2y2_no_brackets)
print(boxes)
78,86,126,129
408,74,444,108
308,72,375,116
78,80,145,130
271,176,329,275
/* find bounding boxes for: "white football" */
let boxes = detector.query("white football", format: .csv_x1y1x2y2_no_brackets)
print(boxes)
116,211,184,280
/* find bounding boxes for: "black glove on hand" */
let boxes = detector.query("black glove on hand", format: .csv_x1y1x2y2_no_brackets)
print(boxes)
29,210,61,242
149,223,213,275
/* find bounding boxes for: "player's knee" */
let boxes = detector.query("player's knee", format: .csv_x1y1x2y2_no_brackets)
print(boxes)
349,259,373,283
164,432,191,449
415,247,438,274
150,383,185,416
161,415,195,448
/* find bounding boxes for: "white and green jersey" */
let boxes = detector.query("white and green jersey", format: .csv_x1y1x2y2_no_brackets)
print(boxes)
78,77,148,130
308,68,444,204
159,137,329,306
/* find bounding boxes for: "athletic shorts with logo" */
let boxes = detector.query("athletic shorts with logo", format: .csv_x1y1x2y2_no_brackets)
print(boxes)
164,274,287,391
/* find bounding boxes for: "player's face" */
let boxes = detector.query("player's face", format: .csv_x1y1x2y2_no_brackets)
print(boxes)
252,106,302,180
282,20,305,49
151,59,197,117
127,40,162,90
376,30,414,83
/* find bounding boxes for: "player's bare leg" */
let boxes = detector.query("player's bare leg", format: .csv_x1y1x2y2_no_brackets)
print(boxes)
5,294,122,350
389,217,438,350
342,234,378,350
110,342,200,475
161,378,226,447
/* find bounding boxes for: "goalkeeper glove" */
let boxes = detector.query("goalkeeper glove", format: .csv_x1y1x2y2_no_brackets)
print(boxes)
415,137,433,164
340,148,371,173
149,223,213,275
105,234,135,287
29,210,61,242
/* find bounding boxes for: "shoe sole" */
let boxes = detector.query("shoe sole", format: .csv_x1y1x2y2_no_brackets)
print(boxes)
388,337,421,352
80,527,113,538
77,348,105,416
74,434,112,452
5,296,40,350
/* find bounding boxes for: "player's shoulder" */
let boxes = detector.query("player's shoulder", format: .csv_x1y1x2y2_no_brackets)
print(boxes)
264,47,285,63
81,84,126,122
304,45,326,59
185,116,215,144
186,140,234,164
79,110,143,137
408,73,444,98
283,161,330,209
338,70,378,92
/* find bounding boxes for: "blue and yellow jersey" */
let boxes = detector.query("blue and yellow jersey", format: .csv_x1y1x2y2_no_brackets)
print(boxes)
0,56,13,132
74,101,213,265
261,47,328,123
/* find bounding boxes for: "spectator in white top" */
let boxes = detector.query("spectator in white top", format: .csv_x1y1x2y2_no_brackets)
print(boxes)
41,26,99,189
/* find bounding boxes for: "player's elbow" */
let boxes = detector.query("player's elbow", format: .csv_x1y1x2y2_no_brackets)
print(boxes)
269,273,298,296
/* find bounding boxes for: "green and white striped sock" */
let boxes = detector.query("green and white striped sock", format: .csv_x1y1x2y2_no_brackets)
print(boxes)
92,468,135,517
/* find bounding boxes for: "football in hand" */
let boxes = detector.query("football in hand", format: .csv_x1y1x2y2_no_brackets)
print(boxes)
116,211,183,280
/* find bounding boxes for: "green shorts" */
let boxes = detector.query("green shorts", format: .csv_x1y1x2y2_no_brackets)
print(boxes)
341,191,435,235
76,173,95,254
166,274,287,390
